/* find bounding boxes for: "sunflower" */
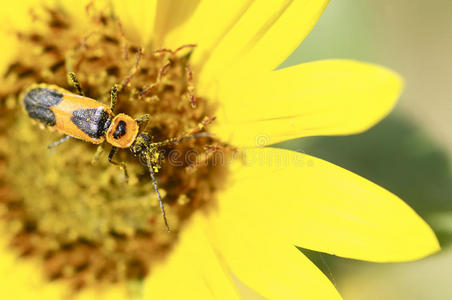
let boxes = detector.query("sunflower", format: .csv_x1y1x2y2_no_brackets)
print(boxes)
0,1,439,299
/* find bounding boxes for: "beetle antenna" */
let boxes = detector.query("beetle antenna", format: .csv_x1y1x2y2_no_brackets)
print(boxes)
152,116,215,147
152,132,212,148
148,159,170,232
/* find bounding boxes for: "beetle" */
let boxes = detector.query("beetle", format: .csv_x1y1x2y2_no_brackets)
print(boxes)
22,72,192,231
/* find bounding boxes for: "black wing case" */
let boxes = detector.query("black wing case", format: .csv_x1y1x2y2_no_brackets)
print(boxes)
23,87,63,126
71,108,112,139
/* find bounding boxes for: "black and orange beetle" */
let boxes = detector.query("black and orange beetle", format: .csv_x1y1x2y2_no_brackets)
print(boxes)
22,72,199,231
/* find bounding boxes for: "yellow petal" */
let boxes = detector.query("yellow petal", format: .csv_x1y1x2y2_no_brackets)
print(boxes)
207,206,341,300
0,0,154,46
75,284,128,300
211,60,403,147
0,0,35,31
193,0,329,86
0,32,17,75
0,0,71,74
0,0,35,74
0,228,128,300
161,1,253,55
215,147,439,262
111,0,157,45
0,240,62,299
144,213,242,300
193,1,330,86
153,0,202,47
56,0,88,20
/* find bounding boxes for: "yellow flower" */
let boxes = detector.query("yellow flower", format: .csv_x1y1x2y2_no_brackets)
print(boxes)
0,1,440,299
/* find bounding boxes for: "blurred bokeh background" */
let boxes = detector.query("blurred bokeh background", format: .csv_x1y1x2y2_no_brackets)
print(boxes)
268,0,452,299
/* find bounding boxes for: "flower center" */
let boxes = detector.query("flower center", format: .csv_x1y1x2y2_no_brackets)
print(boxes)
0,6,228,290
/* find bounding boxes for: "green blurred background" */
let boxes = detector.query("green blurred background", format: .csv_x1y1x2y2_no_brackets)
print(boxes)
250,1,452,299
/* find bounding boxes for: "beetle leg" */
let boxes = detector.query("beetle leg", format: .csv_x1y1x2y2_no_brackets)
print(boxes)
91,143,105,165
108,146,129,182
67,72,85,96
135,114,150,127
110,84,121,112
48,135,71,149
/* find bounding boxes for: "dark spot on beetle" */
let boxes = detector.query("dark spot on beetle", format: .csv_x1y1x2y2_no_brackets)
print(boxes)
23,88,63,107
113,121,127,139
71,108,111,139
25,106,56,126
